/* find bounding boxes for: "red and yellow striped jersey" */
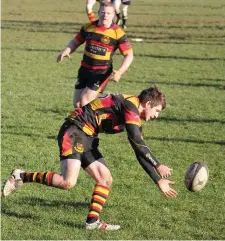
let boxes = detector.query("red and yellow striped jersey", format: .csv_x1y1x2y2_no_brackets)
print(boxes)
67,93,141,136
66,93,161,178
74,20,132,70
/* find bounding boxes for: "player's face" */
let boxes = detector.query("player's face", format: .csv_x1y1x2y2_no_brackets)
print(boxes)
100,6,115,26
141,103,163,121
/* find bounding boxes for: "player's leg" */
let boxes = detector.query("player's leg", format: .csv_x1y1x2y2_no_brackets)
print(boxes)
2,125,83,197
86,0,97,22
80,69,112,107
121,3,129,29
80,87,99,107
82,149,120,230
114,0,122,25
73,67,89,107
73,88,84,108
2,160,81,197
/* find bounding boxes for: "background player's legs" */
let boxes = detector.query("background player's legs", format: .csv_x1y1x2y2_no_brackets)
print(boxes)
114,0,122,25
73,88,85,108
80,87,99,107
86,0,97,22
122,4,129,28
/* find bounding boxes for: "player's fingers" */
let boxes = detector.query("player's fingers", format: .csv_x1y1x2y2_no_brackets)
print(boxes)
110,75,114,81
164,191,172,198
169,181,176,185
56,55,62,62
169,189,177,197
166,190,177,198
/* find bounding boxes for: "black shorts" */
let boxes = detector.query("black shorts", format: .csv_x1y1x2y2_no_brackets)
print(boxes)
122,0,131,5
57,121,105,169
75,66,113,93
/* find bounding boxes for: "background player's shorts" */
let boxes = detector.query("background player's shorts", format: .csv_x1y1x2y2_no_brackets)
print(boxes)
122,0,131,5
57,121,105,169
75,66,113,93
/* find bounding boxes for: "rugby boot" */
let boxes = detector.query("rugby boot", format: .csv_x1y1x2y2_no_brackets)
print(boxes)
2,169,24,197
85,219,121,230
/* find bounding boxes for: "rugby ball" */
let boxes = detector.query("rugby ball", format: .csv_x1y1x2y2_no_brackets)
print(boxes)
185,162,209,192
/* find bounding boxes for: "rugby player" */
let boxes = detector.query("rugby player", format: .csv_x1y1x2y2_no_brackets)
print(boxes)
2,86,177,231
57,2,133,108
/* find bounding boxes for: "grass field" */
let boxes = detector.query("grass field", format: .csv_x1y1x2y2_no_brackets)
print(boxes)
1,0,225,240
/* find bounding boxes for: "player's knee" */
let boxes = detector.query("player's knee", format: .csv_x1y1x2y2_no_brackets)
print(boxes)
104,175,113,188
63,180,77,190
96,175,112,188
106,175,113,188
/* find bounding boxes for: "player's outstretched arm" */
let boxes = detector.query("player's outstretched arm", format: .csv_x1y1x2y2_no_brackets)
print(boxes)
156,164,173,178
111,50,133,82
157,179,177,198
57,39,80,63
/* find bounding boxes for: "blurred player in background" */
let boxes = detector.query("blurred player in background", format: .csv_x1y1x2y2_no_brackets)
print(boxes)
3,86,177,231
86,0,118,22
86,0,101,22
57,2,133,108
115,0,131,29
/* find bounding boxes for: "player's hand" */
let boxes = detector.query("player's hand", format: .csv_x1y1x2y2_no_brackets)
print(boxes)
156,164,172,178
157,179,177,198
110,70,122,82
57,51,71,63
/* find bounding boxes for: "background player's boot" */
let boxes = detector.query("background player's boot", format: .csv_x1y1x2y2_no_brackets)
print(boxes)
85,219,121,230
2,169,24,197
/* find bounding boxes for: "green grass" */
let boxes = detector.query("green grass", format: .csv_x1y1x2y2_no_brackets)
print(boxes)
1,0,225,239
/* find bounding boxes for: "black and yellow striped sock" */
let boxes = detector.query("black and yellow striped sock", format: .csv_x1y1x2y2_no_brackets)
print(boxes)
22,172,55,186
86,184,110,224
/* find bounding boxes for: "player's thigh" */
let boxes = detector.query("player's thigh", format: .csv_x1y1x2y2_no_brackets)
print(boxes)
80,87,99,106
84,159,112,187
86,70,112,94
60,158,81,184
114,0,121,11
73,88,85,107
122,4,128,15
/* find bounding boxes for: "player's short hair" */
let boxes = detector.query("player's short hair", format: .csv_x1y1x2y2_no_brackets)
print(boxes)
138,86,166,109
102,1,116,10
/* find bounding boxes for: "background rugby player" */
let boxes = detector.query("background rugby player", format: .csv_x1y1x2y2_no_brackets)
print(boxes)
57,2,133,107
115,0,131,29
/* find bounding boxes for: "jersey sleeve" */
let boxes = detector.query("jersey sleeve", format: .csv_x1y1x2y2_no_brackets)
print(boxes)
116,29,132,55
74,23,90,45
122,98,161,182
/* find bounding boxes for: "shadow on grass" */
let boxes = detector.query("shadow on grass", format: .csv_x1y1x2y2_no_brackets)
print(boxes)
2,115,225,145
195,78,225,82
1,197,89,229
158,116,225,125
2,20,225,46
3,45,225,63
146,136,225,146
133,53,225,61
18,196,90,209
126,79,225,89
2,130,57,140
54,219,85,229
1,206,40,220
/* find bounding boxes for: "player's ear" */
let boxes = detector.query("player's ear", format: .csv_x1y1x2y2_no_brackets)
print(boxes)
145,101,151,108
